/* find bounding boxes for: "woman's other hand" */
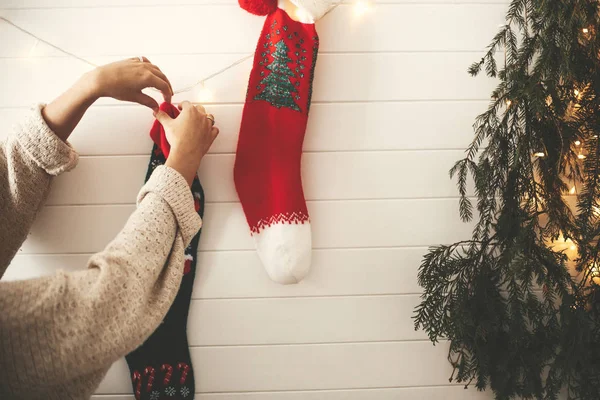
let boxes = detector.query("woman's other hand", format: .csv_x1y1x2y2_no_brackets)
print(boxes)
156,101,219,185
42,57,173,141
89,57,173,112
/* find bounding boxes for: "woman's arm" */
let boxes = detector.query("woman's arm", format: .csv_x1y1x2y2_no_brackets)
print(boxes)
0,166,201,392
0,94,219,392
0,58,173,275
0,105,79,274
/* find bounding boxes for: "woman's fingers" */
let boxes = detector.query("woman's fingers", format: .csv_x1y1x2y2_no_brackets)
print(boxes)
145,73,172,103
136,56,173,96
154,110,173,126
210,126,220,141
131,93,159,111
148,65,174,96
194,104,206,114
180,101,193,111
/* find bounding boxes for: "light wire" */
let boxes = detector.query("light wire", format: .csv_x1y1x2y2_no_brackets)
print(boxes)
0,1,346,95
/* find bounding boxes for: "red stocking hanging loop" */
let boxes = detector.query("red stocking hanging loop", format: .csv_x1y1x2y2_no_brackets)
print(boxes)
238,0,278,15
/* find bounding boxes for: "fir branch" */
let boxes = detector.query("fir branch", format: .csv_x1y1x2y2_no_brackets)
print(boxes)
415,1,600,398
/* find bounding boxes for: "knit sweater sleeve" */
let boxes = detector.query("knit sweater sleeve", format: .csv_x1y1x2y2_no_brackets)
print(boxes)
0,104,78,276
0,109,202,393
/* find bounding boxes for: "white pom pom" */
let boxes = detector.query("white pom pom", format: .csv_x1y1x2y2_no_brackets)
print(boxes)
286,0,337,22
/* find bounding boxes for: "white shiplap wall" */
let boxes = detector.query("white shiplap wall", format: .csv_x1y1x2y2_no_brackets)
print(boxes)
0,1,506,399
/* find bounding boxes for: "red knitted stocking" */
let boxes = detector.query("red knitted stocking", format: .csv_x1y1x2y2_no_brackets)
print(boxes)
234,8,319,284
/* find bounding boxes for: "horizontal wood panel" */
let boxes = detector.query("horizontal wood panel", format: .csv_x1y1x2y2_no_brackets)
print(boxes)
6,247,425,297
0,53,498,107
91,386,494,400
187,295,425,345
0,101,484,154
19,199,474,253
0,4,506,55
95,341,459,394
43,150,467,205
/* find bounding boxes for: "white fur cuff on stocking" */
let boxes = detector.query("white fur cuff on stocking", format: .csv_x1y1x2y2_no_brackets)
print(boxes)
255,222,312,284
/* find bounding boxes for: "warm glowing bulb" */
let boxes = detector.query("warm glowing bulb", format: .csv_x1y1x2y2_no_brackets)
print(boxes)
534,152,545,157
583,28,589,33
574,89,580,96
591,264,600,285
578,154,586,159
295,7,311,21
570,186,576,194
354,0,371,16
506,100,512,107
575,140,581,146
594,135,598,138
196,83,213,103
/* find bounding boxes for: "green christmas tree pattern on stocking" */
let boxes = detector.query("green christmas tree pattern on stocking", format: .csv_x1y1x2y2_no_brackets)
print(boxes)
254,19,307,112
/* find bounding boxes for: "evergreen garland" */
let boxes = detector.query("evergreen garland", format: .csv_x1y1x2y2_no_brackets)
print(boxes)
413,1,600,399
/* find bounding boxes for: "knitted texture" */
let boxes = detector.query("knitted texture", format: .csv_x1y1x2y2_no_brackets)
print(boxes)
238,0,278,15
234,8,318,284
126,104,202,400
148,102,177,158
0,105,202,399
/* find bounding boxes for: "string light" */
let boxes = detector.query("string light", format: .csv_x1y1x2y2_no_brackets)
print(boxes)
591,264,600,285
570,186,576,194
506,99,512,107
578,153,586,160
195,82,214,103
295,7,311,21
353,0,371,16
551,236,579,257
534,152,546,157
575,140,581,146
583,28,589,33
0,0,350,96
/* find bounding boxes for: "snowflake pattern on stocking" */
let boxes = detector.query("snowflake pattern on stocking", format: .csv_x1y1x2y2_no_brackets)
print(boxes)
149,391,160,400
165,386,176,396
180,386,191,397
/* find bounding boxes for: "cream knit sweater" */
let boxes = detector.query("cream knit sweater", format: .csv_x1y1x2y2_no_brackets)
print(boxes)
0,105,202,399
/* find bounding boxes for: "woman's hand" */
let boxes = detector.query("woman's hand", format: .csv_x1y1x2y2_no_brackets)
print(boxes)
156,101,219,185
42,57,173,141
88,57,173,111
